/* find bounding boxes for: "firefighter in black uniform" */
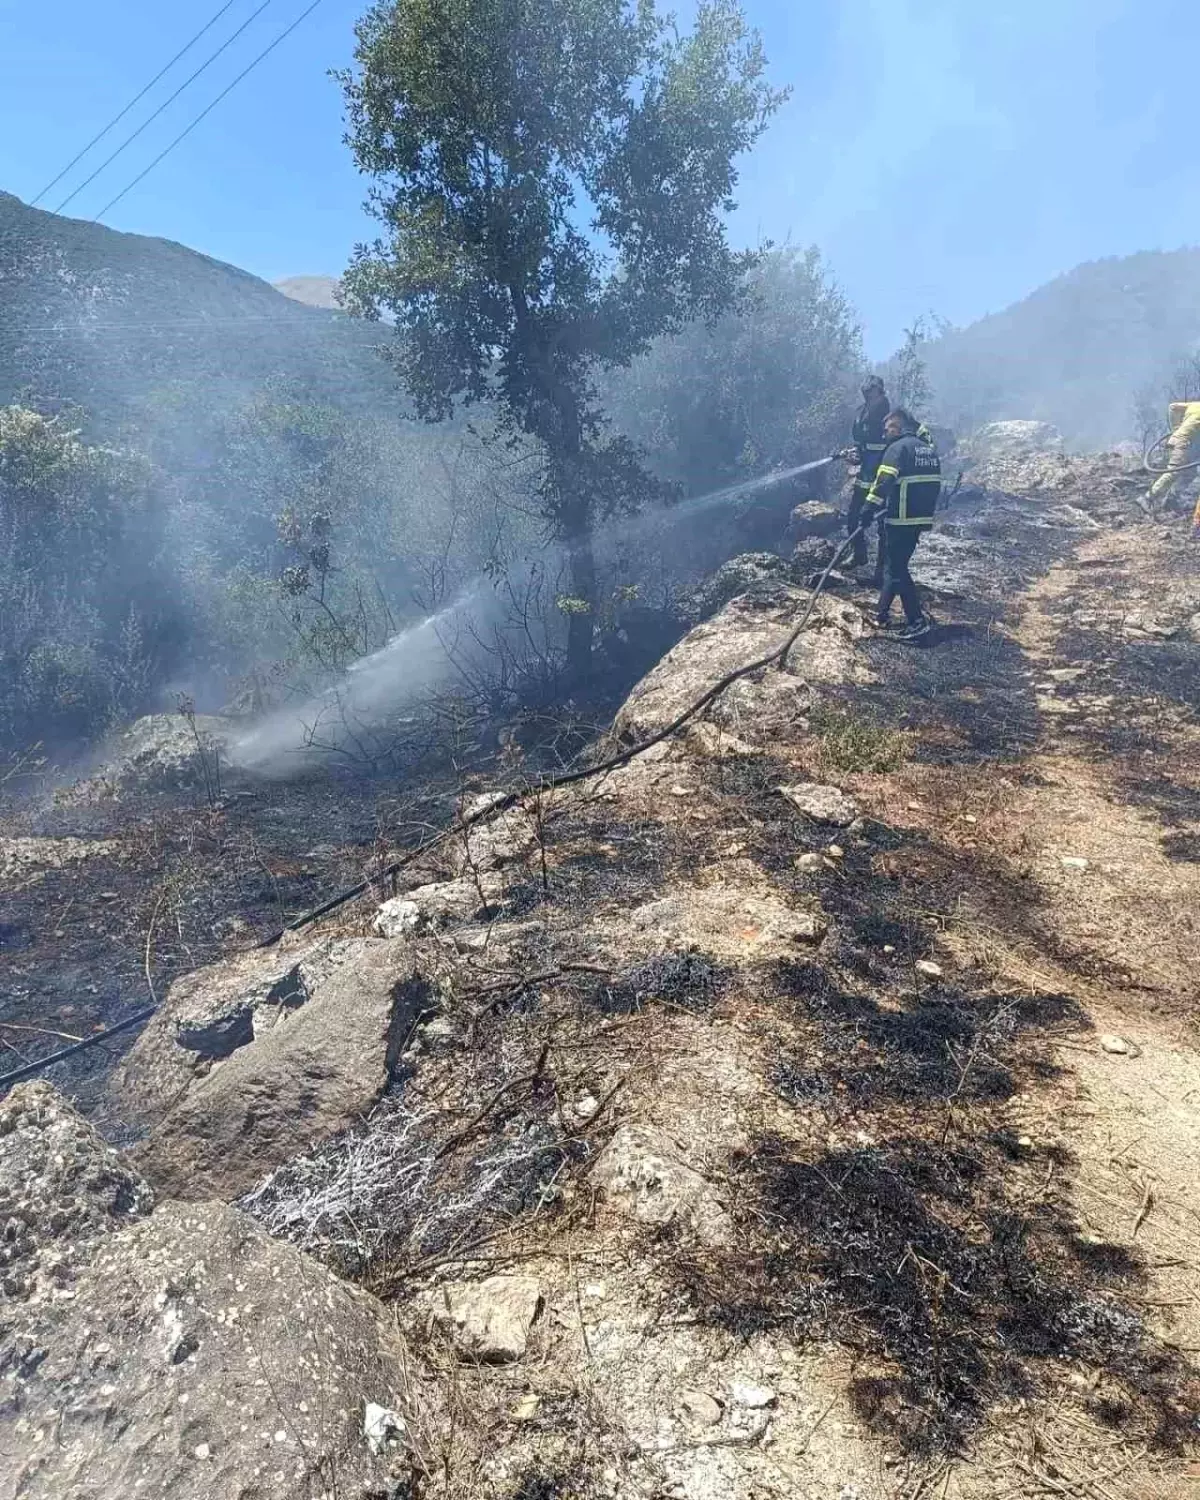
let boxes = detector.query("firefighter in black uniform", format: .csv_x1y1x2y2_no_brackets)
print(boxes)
846,376,891,576
862,408,941,640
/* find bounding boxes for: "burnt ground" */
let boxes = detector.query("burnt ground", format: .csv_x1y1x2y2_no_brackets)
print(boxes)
3,477,1200,1497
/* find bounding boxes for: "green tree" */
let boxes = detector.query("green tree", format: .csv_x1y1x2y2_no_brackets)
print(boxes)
339,0,784,679
0,405,166,747
605,247,862,492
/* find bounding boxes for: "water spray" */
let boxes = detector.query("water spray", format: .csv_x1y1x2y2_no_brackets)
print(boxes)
230,454,842,773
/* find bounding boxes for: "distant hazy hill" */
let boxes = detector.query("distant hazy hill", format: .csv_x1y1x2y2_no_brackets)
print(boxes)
917,248,1200,450
274,275,342,310
0,192,396,434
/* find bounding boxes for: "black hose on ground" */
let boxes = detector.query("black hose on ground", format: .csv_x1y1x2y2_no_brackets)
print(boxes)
0,1005,156,1091
1143,430,1200,476
1,512,868,1091
259,519,873,946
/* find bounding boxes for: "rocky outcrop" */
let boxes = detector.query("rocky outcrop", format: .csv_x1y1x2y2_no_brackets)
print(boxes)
616,587,869,743
594,1124,731,1246
0,1082,154,1306
962,420,1064,464
0,1085,425,1500
674,551,792,626
115,938,431,1200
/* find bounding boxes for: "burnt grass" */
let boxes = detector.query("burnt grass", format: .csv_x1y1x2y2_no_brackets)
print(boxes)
673,946,1197,1455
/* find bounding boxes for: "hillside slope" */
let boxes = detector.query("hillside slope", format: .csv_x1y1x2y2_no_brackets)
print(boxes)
3,455,1199,1497
0,191,394,433
918,248,1200,449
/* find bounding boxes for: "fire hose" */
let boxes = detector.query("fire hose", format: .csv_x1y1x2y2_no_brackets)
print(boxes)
1143,429,1200,476
1,482,874,1092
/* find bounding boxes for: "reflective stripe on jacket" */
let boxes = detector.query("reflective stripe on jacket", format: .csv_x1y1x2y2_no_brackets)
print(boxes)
867,432,942,527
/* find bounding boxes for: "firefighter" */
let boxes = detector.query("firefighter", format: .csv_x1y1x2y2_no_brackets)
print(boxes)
1143,399,1200,524
846,376,891,575
862,408,942,640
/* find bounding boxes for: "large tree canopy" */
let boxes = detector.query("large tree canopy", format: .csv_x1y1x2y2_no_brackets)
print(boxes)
340,0,784,676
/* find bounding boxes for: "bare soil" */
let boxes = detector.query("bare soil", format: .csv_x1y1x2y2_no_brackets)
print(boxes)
3,497,1199,1498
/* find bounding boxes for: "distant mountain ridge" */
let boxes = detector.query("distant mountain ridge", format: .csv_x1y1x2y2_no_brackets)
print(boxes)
0,192,396,434
274,275,342,310
915,248,1200,450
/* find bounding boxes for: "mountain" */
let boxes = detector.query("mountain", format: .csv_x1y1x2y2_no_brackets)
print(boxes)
0,192,396,434
274,275,342,310
915,248,1200,449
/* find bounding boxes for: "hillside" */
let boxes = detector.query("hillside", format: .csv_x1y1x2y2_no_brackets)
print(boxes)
917,248,1200,449
0,191,395,434
3,454,1198,1498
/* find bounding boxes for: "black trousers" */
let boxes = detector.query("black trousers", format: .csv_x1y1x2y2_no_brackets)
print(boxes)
877,526,926,624
847,482,884,571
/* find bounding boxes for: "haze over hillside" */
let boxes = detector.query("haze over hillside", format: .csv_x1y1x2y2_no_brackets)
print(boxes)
0,192,395,436
274,275,342,310
916,248,1200,450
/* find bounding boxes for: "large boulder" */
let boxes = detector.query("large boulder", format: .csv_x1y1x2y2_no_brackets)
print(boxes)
83,713,240,797
616,588,869,744
674,552,791,627
1,1085,427,1500
0,1082,154,1307
4,1207,421,1499
114,938,431,1200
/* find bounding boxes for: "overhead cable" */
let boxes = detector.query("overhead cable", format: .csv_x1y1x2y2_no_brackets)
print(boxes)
32,0,244,207
93,0,326,224
54,0,276,216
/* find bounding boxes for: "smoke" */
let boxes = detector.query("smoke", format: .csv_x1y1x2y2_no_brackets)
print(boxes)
228,460,831,774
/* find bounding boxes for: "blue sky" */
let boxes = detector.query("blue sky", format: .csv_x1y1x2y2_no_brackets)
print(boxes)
1,0,1196,355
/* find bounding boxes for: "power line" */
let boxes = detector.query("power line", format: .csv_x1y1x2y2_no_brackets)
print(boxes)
31,0,244,208
54,0,276,217
94,0,326,224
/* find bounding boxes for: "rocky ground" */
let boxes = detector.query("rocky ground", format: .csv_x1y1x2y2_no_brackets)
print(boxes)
3,438,1200,1499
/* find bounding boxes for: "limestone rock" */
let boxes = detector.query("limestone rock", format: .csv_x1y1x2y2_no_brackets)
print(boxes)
964,420,1064,465
593,1125,731,1246
779,782,859,827
679,1389,723,1426
1100,1034,1130,1056
675,552,791,626
618,884,826,960
375,873,508,937
730,1380,777,1409
86,712,240,797
790,500,844,540
116,939,430,1201
454,793,540,874
1,1199,422,1500
374,897,423,937
616,589,869,744
433,1275,543,1363
0,1082,154,1306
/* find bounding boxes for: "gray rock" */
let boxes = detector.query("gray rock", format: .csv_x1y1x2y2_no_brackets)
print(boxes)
729,1380,777,1409
790,500,844,540
617,590,869,743
593,1125,731,1246
779,782,859,827
433,1275,544,1363
2,1200,423,1500
116,939,431,1201
679,1389,723,1426
0,1082,154,1306
963,420,1064,464
675,552,792,626
374,897,423,937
